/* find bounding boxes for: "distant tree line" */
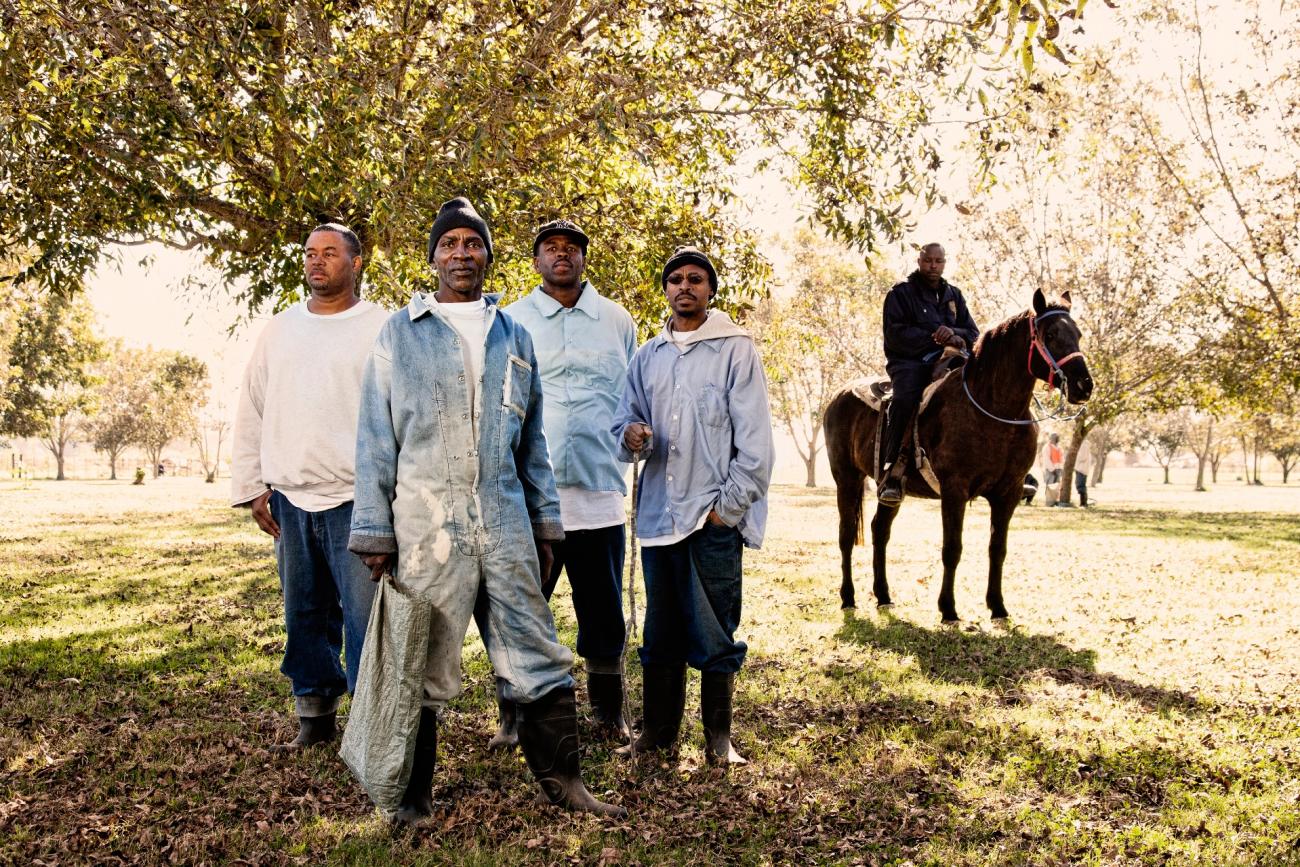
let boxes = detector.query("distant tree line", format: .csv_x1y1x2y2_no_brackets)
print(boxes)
0,285,219,481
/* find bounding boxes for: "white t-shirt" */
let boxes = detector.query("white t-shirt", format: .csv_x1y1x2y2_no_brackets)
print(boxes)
558,486,627,531
433,296,489,385
231,299,390,511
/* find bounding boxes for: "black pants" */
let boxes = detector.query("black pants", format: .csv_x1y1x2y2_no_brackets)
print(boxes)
1075,470,1088,506
882,362,933,470
541,524,627,661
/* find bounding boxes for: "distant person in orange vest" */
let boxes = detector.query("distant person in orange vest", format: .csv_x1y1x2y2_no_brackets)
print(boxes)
1039,433,1063,505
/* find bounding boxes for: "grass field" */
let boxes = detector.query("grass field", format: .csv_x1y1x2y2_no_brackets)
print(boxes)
1,471,1298,865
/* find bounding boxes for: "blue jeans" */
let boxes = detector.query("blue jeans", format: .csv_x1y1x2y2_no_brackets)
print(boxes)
271,493,376,716
639,522,747,674
542,524,627,662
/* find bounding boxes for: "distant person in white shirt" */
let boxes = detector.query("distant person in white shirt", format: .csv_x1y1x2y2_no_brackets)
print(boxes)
231,223,389,752
1074,435,1093,507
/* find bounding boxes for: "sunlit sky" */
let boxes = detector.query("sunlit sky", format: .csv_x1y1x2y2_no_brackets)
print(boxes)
83,1,1273,419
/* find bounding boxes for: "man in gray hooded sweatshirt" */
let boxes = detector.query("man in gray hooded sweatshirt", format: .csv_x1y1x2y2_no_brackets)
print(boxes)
611,246,774,765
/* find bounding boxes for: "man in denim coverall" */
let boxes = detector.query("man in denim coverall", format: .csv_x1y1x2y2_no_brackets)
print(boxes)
348,198,624,824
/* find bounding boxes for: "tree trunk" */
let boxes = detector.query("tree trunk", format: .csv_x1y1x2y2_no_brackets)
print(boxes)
1194,419,1212,492
1163,464,1171,485
1057,420,1088,506
1210,454,1221,483
109,453,117,481
1090,427,1110,484
55,453,66,481
804,454,817,487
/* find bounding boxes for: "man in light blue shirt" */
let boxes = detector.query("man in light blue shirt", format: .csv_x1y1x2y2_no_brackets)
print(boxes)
503,219,638,745
611,246,774,766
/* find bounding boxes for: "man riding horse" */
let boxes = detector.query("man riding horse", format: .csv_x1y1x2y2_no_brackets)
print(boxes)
878,243,980,506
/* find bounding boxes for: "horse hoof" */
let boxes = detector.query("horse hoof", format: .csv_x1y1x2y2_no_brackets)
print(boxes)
991,617,1012,631
877,603,894,612
940,618,960,628
841,603,856,611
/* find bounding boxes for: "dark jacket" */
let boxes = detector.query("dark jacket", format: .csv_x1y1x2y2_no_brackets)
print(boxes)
882,272,980,365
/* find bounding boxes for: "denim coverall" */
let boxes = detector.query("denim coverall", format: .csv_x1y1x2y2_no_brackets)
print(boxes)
348,293,575,710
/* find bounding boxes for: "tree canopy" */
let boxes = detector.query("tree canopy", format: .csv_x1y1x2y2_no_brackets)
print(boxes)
3,0,1093,318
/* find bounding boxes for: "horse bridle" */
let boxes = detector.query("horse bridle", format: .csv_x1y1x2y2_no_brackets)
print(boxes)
1028,309,1085,393
960,308,1087,426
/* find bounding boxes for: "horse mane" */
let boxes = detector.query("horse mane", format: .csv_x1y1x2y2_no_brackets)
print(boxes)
970,302,1069,365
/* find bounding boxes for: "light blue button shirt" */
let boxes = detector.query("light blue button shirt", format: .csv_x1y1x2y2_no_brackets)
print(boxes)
611,323,774,549
505,282,637,494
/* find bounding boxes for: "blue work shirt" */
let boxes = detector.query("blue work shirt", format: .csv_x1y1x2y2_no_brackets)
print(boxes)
505,282,637,494
611,312,774,549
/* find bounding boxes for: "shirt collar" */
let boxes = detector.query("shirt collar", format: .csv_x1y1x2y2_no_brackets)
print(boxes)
530,281,600,320
408,290,501,320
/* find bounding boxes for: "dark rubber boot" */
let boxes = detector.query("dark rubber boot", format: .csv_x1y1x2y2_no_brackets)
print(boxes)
271,712,336,753
620,663,687,755
701,672,747,766
518,687,627,818
587,669,630,741
392,707,438,826
487,681,519,751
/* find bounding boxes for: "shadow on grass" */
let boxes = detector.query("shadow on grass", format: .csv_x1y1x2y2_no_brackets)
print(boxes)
1067,508,1300,549
0,543,273,633
835,610,1201,714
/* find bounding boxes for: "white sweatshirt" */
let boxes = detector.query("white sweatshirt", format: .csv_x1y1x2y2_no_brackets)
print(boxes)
231,299,390,511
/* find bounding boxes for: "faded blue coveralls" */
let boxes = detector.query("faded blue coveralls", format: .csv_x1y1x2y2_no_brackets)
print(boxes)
348,293,575,710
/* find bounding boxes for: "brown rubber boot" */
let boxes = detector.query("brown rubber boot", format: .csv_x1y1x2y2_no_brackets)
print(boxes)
391,707,438,826
518,687,627,818
701,672,747,766
271,712,336,753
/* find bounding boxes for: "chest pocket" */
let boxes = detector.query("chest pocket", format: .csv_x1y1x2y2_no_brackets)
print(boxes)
699,384,729,428
503,353,532,418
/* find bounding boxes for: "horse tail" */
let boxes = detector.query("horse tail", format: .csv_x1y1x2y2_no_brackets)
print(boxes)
824,385,869,548
853,489,865,546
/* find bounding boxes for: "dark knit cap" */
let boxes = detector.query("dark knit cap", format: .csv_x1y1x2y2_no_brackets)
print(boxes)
661,246,717,292
426,197,493,263
532,219,590,256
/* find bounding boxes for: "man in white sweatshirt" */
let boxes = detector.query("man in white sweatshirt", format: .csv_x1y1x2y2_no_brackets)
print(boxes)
231,222,390,751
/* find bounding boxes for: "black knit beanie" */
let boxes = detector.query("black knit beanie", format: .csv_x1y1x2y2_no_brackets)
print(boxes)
661,246,717,293
426,197,493,263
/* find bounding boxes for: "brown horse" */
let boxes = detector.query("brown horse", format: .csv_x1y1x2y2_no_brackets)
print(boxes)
825,289,1093,623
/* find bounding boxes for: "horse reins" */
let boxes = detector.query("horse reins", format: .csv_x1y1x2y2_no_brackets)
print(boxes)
961,309,1087,426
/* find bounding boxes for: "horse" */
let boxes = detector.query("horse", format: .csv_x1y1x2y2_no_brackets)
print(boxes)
824,289,1093,623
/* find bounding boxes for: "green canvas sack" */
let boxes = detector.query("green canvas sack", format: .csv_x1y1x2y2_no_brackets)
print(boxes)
339,575,432,814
